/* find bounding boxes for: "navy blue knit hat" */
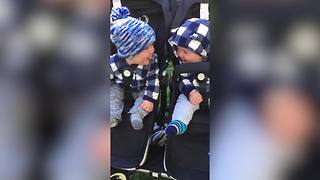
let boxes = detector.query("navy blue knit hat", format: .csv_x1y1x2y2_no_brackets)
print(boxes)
168,18,210,58
110,7,156,58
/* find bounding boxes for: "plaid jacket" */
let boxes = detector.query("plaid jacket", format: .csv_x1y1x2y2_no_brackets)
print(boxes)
110,53,160,103
178,69,210,99
168,18,210,99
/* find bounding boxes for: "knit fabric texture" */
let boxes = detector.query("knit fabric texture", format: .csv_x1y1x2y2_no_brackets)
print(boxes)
111,6,156,58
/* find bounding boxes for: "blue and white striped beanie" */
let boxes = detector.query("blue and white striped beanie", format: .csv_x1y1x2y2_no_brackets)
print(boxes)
110,7,156,58
168,18,210,59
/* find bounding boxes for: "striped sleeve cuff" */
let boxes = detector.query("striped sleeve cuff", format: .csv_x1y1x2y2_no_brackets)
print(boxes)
181,85,196,100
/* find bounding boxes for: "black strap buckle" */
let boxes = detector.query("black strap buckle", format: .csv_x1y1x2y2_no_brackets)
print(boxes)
121,65,137,101
196,73,209,110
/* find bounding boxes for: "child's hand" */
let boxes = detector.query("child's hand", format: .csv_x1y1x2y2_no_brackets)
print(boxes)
189,90,203,105
140,100,154,112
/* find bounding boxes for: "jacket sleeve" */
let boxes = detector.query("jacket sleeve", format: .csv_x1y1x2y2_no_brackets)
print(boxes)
178,73,196,99
143,54,160,103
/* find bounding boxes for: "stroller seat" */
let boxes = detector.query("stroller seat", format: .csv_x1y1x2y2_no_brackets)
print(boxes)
164,62,210,180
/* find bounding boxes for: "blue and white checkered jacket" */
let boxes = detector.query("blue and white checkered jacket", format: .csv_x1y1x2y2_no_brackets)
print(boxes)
178,68,210,99
110,53,160,103
168,18,210,99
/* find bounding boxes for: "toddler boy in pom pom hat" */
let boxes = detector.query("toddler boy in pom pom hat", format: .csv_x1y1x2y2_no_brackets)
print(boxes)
165,18,210,136
110,7,160,130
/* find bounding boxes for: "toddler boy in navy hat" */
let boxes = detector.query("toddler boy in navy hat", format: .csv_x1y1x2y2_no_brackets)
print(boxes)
166,18,210,136
110,7,160,130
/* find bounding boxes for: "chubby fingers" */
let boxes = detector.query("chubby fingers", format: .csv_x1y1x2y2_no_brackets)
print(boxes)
140,101,153,112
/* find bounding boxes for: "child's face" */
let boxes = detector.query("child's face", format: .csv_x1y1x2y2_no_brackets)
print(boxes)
176,46,203,63
130,44,155,65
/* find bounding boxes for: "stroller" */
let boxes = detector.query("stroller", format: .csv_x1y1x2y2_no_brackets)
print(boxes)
110,0,210,179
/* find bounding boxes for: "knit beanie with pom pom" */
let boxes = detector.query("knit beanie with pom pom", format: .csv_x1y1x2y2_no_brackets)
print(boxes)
110,6,156,58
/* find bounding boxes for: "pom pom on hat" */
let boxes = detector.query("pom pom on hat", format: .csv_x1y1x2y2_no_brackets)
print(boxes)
111,6,130,21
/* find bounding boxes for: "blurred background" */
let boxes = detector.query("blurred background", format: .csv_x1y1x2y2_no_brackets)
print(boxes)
0,0,108,179
211,0,319,180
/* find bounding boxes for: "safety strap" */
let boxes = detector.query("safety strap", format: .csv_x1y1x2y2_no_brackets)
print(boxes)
197,75,209,110
112,0,122,8
200,3,209,20
121,64,137,102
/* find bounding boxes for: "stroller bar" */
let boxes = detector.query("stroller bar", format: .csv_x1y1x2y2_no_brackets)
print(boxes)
138,137,152,167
